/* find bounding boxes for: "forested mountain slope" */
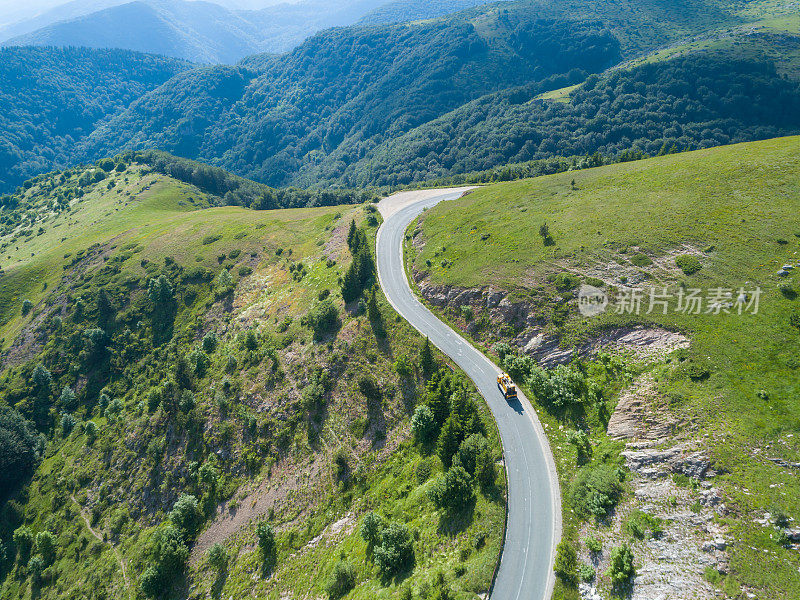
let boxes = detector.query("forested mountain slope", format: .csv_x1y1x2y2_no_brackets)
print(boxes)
78,9,628,186
331,51,800,187
0,47,191,192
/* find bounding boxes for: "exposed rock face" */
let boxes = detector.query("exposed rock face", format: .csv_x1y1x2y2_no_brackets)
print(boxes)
607,375,678,441
416,277,689,368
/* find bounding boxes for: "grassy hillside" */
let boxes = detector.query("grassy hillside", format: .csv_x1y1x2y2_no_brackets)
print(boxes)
0,163,505,599
409,136,800,599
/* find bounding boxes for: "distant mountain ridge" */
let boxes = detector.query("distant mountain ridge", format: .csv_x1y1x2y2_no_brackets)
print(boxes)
1,0,392,63
0,0,507,63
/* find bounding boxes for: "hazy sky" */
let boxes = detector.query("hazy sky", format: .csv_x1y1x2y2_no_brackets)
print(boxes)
0,0,303,28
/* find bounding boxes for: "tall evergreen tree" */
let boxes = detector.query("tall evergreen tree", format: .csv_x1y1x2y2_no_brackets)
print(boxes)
420,337,435,378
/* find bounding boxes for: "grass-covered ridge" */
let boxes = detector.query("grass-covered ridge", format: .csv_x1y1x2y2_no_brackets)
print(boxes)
410,135,800,599
0,162,505,599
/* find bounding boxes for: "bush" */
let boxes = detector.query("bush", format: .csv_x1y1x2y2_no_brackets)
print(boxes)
256,522,275,561
327,560,356,599
202,332,218,353
607,544,635,586
569,464,623,519
373,522,414,578
206,543,228,572
84,421,98,444
630,252,653,267
304,299,339,341
202,234,221,245
553,272,579,291
35,531,56,566
584,535,602,553
428,465,474,512
13,526,34,562
21,299,33,316
394,354,413,377
144,525,189,594
528,365,587,408
359,512,385,551
675,254,702,275
460,305,474,321
779,282,797,299
553,540,577,583
411,405,436,444
238,266,253,277
578,563,596,582
169,494,203,539
28,553,45,584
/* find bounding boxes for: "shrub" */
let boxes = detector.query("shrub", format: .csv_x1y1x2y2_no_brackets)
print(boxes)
357,375,381,402
139,566,161,597
238,266,253,277
28,554,45,584
304,299,339,341
1,405,43,490
256,522,275,561
528,365,587,408
21,299,33,316
675,254,702,275
607,544,635,586
394,354,413,377
428,466,474,512
584,535,602,553
13,526,34,562
202,332,218,353
360,512,385,551
411,405,437,444
790,310,800,331
169,494,203,539
373,522,414,578
206,543,228,572
778,282,797,299
630,252,653,267
577,563,596,582
553,272,579,291
460,305,474,321
151,525,189,584
202,234,221,245
327,560,356,599
35,531,56,566
553,540,577,583
60,413,77,436
569,464,623,519
84,421,98,444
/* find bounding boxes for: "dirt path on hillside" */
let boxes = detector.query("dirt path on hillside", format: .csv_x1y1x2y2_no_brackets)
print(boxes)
71,495,130,591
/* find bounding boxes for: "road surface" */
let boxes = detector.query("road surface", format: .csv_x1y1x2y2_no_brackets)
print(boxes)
376,188,562,600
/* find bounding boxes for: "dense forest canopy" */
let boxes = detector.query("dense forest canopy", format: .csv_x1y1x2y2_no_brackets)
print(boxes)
0,46,191,192
80,15,622,186
328,53,800,187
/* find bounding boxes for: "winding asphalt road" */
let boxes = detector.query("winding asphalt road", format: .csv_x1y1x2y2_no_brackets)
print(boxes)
376,188,562,600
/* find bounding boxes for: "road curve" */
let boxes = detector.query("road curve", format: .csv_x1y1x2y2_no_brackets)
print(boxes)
376,188,562,600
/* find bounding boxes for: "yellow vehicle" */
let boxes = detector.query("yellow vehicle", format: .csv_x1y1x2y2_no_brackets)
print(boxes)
497,372,517,400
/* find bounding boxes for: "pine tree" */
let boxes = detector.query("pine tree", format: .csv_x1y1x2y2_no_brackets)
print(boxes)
420,337,435,378
347,219,358,252
367,288,380,322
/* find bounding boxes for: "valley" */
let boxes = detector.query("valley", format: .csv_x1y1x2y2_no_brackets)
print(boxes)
0,0,798,599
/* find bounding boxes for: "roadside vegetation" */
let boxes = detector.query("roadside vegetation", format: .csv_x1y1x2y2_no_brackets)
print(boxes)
408,136,800,599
